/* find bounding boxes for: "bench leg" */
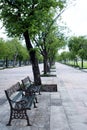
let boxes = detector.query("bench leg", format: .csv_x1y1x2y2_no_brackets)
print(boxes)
35,96,38,103
7,110,12,126
33,101,37,108
39,91,41,95
7,109,31,126
38,86,41,95
25,111,32,126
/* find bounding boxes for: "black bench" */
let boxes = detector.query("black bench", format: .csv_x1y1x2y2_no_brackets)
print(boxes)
21,76,41,95
5,82,37,126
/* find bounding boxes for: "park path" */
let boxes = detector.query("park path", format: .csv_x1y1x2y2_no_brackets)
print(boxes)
0,63,87,130
0,65,34,99
55,63,87,130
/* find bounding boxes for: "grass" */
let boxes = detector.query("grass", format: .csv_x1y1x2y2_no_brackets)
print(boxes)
78,61,87,68
66,60,87,69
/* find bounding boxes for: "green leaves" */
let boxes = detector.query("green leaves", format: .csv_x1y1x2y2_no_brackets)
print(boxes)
68,36,87,60
0,0,66,37
0,38,29,61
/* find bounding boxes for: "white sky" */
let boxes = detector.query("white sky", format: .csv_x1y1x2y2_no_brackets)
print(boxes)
61,0,87,36
0,0,87,40
0,22,8,40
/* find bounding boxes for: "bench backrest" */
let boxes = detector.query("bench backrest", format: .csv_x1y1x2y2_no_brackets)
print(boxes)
21,76,31,89
5,82,21,105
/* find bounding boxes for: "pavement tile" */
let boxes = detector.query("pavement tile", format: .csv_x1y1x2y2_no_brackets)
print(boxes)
0,63,87,130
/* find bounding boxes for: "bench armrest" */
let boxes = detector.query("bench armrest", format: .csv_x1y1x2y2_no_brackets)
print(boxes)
10,98,28,109
21,88,35,96
15,99,28,109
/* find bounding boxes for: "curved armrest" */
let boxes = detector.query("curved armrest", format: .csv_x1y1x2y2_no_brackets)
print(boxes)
10,98,28,109
15,99,28,109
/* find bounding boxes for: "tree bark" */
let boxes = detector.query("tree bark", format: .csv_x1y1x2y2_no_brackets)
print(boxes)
23,30,41,85
43,56,48,74
5,57,8,68
43,54,50,74
81,58,83,69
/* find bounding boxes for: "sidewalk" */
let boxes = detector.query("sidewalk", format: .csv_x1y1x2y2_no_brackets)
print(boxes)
0,63,87,130
0,64,59,130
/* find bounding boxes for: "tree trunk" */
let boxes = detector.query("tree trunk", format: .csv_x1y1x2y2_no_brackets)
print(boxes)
19,60,21,67
43,56,48,74
81,58,84,69
75,58,78,67
5,57,8,68
43,54,50,74
23,30,41,85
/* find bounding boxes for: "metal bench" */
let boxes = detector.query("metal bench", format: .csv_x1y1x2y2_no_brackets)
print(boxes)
5,82,37,126
21,76,41,95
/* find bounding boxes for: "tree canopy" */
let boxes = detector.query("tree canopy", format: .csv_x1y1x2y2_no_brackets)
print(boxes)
0,0,68,82
0,0,66,37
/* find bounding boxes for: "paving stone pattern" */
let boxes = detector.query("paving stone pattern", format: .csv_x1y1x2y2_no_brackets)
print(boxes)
0,63,87,130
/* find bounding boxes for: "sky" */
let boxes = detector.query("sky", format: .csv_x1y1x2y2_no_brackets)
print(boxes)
0,0,87,40
61,0,87,37
0,22,8,40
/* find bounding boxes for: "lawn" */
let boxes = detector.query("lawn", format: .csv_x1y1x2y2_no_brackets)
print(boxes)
66,60,87,69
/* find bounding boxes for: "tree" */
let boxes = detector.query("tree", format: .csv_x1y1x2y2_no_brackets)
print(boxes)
31,10,66,74
8,38,29,67
58,51,69,64
0,38,6,59
0,0,66,85
17,45,29,66
68,36,87,68
68,36,80,66
0,38,29,67
78,36,87,68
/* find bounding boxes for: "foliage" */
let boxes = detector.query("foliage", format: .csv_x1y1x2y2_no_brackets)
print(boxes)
68,36,87,60
0,38,29,62
57,36,87,68
0,38,6,59
0,0,66,38
0,0,68,75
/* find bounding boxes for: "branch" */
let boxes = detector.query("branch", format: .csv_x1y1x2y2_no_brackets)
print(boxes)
33,37,44,56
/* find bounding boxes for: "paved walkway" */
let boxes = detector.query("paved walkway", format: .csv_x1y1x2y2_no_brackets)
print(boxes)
0,63,87,130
